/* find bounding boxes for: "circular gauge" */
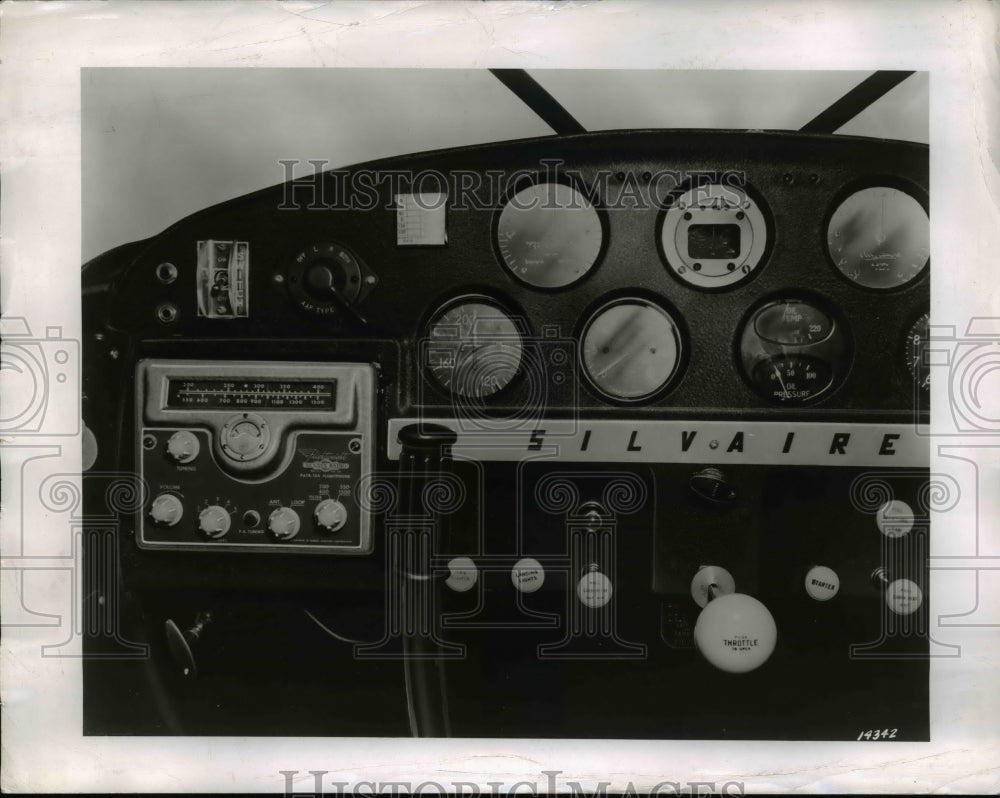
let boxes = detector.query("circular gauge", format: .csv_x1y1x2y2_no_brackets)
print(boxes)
496,182,603,289
659,182,769,290
904,312,930,392
750,355,833,404
580,298,683,402
424,297,524,398
739,297,849,405
826,186,929,289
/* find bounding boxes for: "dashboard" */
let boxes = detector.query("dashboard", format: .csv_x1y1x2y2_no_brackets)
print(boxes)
81,129,930,740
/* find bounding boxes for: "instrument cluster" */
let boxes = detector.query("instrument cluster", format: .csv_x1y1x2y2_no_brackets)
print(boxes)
420,171,929,408
103,132,929,416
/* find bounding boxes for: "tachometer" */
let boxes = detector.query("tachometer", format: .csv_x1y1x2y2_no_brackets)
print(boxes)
826,186,929,289
424,296,524,399
904,312,931,392
496,182,603,289
580,298,684,402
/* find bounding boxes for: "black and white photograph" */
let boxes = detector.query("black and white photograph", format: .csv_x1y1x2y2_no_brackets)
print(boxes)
2,1,999,793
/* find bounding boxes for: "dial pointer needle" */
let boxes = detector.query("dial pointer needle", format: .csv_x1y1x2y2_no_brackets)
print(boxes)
773,363,790,400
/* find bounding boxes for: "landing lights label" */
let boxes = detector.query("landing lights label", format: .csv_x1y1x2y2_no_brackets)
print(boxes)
386,419,928,467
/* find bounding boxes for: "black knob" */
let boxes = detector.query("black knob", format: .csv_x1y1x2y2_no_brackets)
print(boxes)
397,422,458,453
303,259,347,299
689,466,737,504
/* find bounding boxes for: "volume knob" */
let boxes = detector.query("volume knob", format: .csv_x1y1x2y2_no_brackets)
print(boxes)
268,506,301,541
149,493,184,526
198,505,231,539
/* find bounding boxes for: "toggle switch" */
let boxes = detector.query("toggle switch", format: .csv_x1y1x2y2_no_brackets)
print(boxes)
690,565,777,673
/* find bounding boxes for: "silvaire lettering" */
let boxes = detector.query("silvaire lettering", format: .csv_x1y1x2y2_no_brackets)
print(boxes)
386,420,927,468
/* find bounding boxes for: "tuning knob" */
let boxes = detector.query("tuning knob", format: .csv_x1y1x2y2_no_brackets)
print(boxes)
198,505,231,539
691,566,777,673
314,499,348,532
268,506,301,541
149,493,184,526
166,430,200,463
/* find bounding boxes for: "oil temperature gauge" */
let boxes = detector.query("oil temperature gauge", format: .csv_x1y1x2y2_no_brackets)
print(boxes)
739,298,849,405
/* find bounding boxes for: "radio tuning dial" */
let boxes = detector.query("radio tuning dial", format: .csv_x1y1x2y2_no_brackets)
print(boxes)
166,430,200,463
149,493,184,526
198,505,231,539
314,499,348,533
220,413,270,463
268,506,301,541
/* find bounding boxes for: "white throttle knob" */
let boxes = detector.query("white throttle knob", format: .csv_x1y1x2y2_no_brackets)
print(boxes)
690,566,777,673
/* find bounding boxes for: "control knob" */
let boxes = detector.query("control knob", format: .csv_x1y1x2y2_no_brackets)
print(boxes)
314,499,348,533
166,430,200,463
268,506,301,541
198,505,231,539
149,493,184,526
691,565,777,673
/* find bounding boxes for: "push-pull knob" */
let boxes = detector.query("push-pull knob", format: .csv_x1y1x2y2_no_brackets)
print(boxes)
691,565,777,673
871,566,923,615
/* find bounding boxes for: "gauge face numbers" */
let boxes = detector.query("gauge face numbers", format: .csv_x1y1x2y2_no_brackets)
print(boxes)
827,186,929,289
751,355,833,404
905,312,931,392
496,182,603,289
581,299,683,402
424,299,524,399
660,183,768,290
740,298,849,406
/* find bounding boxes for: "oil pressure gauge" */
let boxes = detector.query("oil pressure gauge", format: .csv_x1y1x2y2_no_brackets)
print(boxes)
739,297,850,405
826,186,929,289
